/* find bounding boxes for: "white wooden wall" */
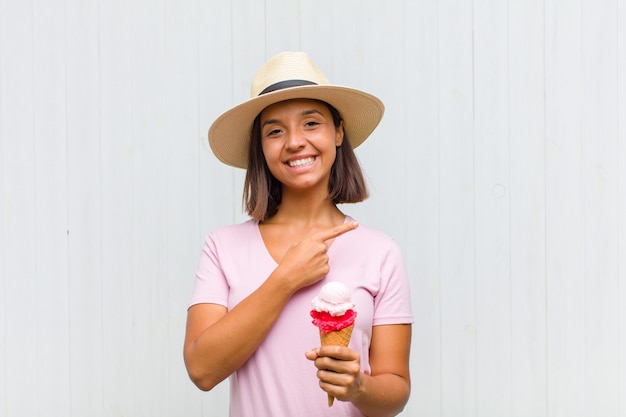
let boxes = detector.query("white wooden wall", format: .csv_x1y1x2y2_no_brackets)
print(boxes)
0,0,624,416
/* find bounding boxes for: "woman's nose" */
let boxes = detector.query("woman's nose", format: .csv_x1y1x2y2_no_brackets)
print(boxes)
285,129,306,150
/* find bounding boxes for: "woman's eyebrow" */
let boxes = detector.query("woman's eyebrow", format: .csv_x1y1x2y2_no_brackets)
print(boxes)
261,118,280,128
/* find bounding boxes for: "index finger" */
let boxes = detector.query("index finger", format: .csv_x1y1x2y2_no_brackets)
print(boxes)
317,345,358,361
316,221,359,242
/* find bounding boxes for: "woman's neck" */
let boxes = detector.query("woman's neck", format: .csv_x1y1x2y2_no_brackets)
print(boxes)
264,189,344,227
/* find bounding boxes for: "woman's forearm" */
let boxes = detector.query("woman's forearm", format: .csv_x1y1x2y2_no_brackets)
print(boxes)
184,269,295,390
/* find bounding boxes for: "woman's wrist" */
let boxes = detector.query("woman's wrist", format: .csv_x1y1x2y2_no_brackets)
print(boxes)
267,266,300,298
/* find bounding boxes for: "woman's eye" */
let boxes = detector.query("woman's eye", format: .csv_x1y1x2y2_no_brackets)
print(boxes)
266,129,281,137
305,121,319,127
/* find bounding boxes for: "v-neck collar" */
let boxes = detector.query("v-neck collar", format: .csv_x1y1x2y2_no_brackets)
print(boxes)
253,215,352,266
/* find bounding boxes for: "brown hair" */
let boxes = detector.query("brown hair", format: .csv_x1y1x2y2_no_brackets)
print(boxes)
243,101,369,221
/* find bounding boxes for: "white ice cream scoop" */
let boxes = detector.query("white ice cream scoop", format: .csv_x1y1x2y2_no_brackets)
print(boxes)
311,282,354,316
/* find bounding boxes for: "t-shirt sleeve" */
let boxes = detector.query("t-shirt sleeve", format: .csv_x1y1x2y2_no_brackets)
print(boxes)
188,233,230,309
372,239,414,326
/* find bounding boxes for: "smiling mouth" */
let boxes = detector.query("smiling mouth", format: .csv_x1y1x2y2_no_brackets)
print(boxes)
287,157,315,167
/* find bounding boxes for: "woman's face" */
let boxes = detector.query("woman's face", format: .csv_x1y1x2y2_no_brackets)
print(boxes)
259,99,344,193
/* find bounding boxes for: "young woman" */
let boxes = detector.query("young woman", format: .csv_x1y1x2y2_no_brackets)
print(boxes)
184,51,413,417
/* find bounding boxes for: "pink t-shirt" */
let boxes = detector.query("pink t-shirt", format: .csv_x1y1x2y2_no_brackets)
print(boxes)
189,216,413,417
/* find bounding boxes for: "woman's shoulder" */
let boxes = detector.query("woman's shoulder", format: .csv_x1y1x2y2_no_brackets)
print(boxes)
206,219,258,243
345,215,394,241
343,215,400,253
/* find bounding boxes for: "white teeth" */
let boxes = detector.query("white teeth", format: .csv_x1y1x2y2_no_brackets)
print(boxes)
288,157,315,167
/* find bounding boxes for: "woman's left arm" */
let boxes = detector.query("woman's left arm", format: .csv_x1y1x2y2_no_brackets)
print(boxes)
351,324,411,416
306,323,412,417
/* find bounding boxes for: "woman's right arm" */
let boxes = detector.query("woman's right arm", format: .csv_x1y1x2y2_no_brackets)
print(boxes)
183,221,359,391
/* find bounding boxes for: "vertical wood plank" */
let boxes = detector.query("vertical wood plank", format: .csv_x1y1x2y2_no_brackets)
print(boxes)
0,0,4,400
619,1,626,415
403,0,442,415
196,2,236,412
1,0,9,413
164,0,206,414
197,0,237,239
545,1,585,416
130,0,168,415
99,0,136,414
0,1,38,416
438,1,476,416
473,1,512,416
357,0,407,247
33,0,71,414
581,0,620,415
508,0,548,416
65,0,103,415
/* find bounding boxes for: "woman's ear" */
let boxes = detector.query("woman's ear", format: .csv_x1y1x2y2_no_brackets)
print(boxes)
335,120,345,147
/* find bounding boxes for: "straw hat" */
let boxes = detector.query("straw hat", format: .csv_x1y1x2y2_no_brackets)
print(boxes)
208,51,385,169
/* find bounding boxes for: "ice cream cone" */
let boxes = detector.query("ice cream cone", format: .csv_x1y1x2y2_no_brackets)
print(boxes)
319,324,354,406
311,282,357,407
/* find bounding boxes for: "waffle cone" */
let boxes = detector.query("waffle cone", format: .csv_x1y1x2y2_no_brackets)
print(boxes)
319,325,354,406
319,325,354,348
